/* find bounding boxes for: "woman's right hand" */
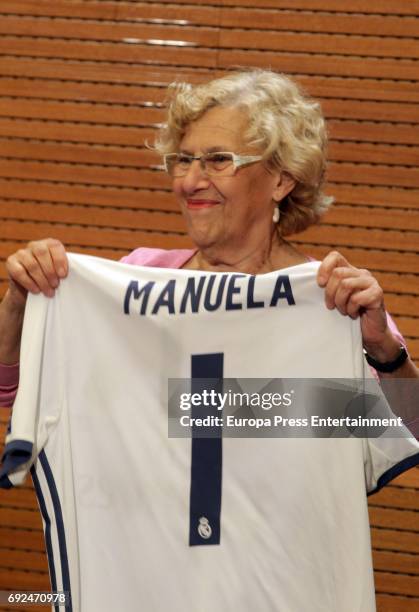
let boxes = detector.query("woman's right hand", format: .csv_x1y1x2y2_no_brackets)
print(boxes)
5,238,69,311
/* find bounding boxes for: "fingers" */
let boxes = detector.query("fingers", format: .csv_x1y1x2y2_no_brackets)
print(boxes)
332,274,382,318
6,238,68,299
317,251,390,348
35,239,68,278
323,267,368,312
345,284,383,319
318,251,384,318
317,250,353,286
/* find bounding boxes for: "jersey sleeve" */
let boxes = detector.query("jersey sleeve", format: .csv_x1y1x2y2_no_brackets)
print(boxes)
361,354,419,495
0,293,63,488
364,438,419,495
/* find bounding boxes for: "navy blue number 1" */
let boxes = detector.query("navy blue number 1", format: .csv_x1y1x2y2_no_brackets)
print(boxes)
189,353,224,546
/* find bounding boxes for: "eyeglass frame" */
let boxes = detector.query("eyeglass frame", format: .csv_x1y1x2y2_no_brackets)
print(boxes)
163,151,264,177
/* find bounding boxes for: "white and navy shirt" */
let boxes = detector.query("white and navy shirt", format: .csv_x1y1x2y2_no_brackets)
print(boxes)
1,254,418,612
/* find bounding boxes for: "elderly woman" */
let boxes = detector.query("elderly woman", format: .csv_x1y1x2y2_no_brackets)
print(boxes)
0,69,418,612
0,70,417,382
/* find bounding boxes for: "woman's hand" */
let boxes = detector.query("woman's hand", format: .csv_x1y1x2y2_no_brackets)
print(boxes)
316,250,400,361
5,238,69,311
317,251,418,425
0,238,68,364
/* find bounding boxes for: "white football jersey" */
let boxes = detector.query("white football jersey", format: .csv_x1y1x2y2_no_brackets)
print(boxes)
1,253,418,612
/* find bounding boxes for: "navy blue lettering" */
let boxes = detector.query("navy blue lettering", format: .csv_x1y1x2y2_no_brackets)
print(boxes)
247,276,265,309
204,275,228,312
226,274,245,311
180,276,206,313
124,280,155,314
152,279,176,314
270,275,295,306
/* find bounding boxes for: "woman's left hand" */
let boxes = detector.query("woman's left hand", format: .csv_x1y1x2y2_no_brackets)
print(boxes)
316,250,397,357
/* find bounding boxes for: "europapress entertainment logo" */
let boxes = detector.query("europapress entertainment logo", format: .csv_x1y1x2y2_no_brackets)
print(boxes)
168,378,411,439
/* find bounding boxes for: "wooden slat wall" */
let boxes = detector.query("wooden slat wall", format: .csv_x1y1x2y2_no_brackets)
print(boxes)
0,1,417,610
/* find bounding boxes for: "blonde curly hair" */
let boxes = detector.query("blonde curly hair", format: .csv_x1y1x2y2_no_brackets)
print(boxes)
154,69,333,236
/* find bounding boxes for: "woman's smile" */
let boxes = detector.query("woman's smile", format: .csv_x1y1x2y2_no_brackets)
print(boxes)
186,199,222,209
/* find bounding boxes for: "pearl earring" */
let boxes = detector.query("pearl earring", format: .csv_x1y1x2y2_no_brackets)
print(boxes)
272,206,280,224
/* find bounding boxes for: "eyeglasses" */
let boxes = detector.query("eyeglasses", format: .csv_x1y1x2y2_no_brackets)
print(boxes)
163,152,263,177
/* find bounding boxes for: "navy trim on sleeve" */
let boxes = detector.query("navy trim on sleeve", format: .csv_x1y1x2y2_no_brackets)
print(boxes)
0,474,13,489
0,439,33,488
368,451,419,496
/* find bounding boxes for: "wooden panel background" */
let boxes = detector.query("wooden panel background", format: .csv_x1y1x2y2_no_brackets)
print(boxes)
0,1,418,610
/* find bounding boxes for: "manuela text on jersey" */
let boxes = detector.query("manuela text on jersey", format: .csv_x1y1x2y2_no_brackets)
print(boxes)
123,273,296,315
